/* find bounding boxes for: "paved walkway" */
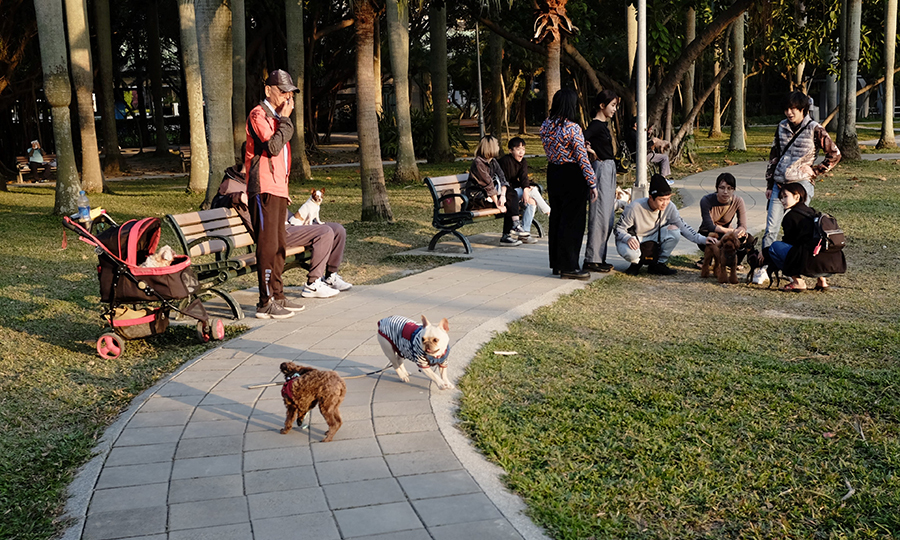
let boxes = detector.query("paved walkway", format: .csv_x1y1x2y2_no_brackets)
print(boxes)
59,160,811,540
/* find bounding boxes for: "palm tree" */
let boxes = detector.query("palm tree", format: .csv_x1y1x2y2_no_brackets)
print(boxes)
64,0,104,193
148,0,171,157
385,0,419,182
429,2,453,163
728,14,746,151
355,0,393,221
233,0,247,160
683,7,696,135
177,0,210,193
93,0,123,175
533,0,577,115
286,0,313,179
33,0,80,215
838,0,861,160
877,0,897,149
196,0,234,205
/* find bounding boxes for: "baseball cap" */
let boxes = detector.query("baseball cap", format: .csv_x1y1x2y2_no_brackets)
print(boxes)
265,70,299,93
649,174,672,197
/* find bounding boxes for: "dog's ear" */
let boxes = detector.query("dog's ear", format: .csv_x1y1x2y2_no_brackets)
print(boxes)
421,315,430,327
310,189,316,196
280,362,290,373
319,188,324,195
439,318,449,331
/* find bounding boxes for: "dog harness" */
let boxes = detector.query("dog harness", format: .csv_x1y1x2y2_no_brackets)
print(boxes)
377,316,449,369
281,372,301,401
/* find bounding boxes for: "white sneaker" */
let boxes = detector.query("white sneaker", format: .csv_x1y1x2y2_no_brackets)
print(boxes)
324,272,353,291
300,278,340,298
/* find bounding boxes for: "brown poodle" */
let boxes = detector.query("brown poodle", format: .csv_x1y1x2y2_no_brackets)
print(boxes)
700,231,741,284
279,362,346,442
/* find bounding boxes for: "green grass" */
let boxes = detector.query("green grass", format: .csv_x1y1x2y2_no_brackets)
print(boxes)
457,158,900,539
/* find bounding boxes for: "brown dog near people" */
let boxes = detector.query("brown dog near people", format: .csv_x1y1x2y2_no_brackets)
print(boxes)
700,231,741,284
279,362,346,442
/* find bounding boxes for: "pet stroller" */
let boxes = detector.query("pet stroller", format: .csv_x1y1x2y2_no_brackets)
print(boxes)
63,215,225,359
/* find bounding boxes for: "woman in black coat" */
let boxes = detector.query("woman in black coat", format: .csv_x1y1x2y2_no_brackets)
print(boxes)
766,182,845,291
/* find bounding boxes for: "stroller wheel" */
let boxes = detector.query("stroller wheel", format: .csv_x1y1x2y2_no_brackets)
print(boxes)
209,318,226,340
97,333,124,359
196,321,210,343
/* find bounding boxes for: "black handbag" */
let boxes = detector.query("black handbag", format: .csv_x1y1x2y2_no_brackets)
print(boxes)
637,211,663,265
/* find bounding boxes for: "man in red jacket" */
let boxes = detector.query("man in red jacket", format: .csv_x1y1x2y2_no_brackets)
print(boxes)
245,69,305,319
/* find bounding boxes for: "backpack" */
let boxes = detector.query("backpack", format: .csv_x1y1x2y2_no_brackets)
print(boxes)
811,212,845,256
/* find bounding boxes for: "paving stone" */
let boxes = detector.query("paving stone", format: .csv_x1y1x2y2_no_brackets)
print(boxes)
175,435,243,459
181,419,246,439
168,474,244,504
314,418,374,441
127,409,192,428
310,436,381,462
412,493,502,527
154,381,210,397
315,456,392,485
374,413,438,435
244,465,318,494
169,495,248,530
137,394,204,413
168,523,253,540
428,518,524,540
190,403,252,422
386,450,463,477
200,389,261,406
104,442,176,467
397,470,481,500
348,530,432,540
95,462,171,489
247,486,329,519
88,483,168,514
244,428,307,451
113,426,182,447
81,506,167,540
333,501,422,538
252,511,340,539
322,477,406,510
378,431,449,454
171,453,242,479
243,446,312,471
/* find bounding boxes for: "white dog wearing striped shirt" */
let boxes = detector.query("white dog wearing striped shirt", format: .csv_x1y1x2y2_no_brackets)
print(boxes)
377,315,453,390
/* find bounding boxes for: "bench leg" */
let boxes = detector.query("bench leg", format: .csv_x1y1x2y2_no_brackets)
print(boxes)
428,230,472,254
532,220,544,238
181,289,245,321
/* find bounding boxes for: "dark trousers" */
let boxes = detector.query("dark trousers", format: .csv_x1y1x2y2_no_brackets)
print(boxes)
29,162,49,181
502,187,520,235
547,162,589,272
249,193,288,306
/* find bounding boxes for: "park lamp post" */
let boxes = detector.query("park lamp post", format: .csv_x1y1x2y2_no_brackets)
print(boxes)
636,0,649,198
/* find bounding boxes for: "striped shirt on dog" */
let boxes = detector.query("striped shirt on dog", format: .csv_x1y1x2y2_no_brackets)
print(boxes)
377,316,448,369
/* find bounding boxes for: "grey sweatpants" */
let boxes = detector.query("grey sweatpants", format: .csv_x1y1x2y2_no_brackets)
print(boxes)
584,159,617,264
285,222,346,282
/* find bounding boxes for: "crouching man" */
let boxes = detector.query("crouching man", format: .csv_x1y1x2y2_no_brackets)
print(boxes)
614,174,717,276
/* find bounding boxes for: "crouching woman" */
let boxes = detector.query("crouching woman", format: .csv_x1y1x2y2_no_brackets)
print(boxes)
766,182,845,292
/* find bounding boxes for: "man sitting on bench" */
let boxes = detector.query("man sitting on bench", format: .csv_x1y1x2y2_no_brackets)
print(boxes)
212,152,352,302
26,140,50,182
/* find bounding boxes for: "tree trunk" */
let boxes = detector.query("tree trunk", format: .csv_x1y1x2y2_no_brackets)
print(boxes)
356,0,393,221
487,31,504,138
34,0,80,215
286,0,312,179
710,45,723,136
878,0,897,149
385,0,419,181
518,74,532,134
683,7,695,134
837,0,847,142
545,37,561,117
374,22,383,116
196,0,234,206
232,0,246,161
177,0,210,193
148,0,170,156
729,14,746,151
93,0,122,175
135,74,151,152
672,63,732,156
839,0,862,159
429,3,453,163
627,4,637,82
65,0,104,192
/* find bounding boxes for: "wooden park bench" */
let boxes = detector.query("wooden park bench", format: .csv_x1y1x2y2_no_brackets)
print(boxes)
423,173,544,254
165,207,311,320
178,146,191,172
16,154,58,183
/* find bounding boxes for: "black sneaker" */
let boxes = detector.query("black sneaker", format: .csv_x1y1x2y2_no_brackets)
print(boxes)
583,261,611,273
597,262,613,273
500,235,522,247
560,269,590,280
624,263,642,275
649,262,678,275
511,224,527,237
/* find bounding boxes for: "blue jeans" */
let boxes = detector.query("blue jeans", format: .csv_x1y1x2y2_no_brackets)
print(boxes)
616,228,680,264
516,186,549,232
766,241,792,271
763,180,815,248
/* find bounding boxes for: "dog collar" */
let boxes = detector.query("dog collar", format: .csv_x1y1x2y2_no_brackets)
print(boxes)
427,345,450,363
284,373,301,382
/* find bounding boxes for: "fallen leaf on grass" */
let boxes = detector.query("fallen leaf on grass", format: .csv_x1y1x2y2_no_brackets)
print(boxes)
724,159,737,166
823,432,836,438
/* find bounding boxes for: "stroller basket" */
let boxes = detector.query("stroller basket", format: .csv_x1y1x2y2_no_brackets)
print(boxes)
95,217,199,303
106,306,170,339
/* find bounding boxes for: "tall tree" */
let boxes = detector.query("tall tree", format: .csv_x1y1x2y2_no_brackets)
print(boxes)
147,0,171,156
429,2,453,162
33,0,80,215
177,0,210,193
729,14,746,151
385,0,419,182
710,39,723,136
233,0,246,159
533,0,576,115
286,0,313,179
878,0,897,149
839,0,861,159
487,30,504,138
64,0,104,193
196,0,234,205
93,0,123,175
683,7,695,134
355,0,393,221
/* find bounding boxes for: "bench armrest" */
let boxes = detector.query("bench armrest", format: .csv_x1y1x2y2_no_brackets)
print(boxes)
436,192,471,214
187,234,236,260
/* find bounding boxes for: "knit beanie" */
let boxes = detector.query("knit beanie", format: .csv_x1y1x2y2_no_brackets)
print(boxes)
649,174,672,197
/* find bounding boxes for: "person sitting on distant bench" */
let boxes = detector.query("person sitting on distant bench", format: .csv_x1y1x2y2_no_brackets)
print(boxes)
26,140,50,182
497,137,550,245
624,119,672,181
